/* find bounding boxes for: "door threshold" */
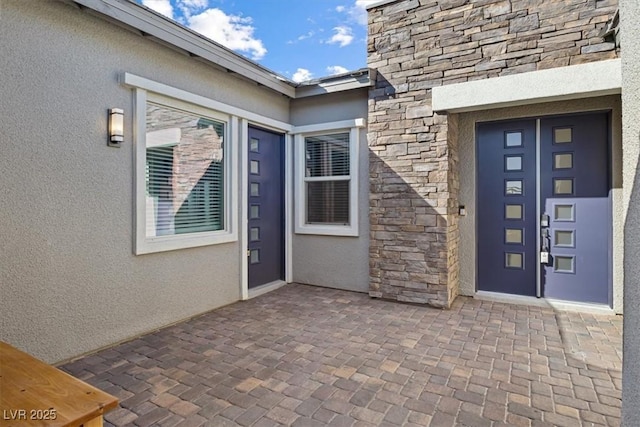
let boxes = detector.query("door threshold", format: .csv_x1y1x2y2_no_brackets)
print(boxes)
248,280,287,299
474,291,614,314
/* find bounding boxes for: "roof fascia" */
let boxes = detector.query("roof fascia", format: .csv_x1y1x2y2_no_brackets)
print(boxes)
72,0,296,98
295,69,374,98
365,0,404,10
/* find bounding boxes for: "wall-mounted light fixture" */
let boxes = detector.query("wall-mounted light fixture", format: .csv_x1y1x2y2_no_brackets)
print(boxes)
108,108,124,147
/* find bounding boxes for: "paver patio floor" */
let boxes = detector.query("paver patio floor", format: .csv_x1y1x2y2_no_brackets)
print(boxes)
62,284,622,426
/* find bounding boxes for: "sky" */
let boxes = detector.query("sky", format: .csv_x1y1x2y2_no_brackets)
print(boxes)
137,0,378,83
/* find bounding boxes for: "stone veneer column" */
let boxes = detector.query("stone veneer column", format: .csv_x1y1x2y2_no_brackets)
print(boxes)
367,0,618,308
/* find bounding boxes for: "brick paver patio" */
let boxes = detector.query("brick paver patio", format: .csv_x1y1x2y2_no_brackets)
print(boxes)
61,284,622,426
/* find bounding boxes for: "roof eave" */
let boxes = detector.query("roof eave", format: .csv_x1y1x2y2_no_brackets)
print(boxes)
71,0,297,98
294,68,375,98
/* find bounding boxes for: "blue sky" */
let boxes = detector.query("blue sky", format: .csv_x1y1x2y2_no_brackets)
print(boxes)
137,0,377,82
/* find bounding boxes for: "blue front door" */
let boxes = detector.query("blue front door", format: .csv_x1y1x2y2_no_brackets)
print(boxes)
248,127,284,289
477,113,611,305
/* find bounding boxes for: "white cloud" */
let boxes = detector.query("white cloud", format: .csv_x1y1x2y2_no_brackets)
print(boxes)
327,65,349,75
142,0,174,19
187,9,267,60
176,0,208,18
180,0,208,7
327,26,354,47
298,31,315,41
292,68,313,83
339,0,377,26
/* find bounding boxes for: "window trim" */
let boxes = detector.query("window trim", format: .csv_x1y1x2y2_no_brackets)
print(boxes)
133,89,238,254
293,120,364,236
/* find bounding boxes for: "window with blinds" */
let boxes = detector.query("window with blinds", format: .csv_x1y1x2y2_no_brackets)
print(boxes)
145,102,225,238
304,133,350,225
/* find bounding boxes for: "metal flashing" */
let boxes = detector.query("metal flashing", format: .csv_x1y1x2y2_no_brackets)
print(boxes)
295,68,373,98
365,0,404,10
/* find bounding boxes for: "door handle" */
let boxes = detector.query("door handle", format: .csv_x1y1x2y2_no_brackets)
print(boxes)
540,213,550,264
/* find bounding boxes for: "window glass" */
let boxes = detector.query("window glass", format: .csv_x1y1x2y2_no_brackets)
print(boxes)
555,205,574,221
304,133,351,225
505,229,523,244
505,205,522,220
250,227,260,242
145,102,224,238
505,132,522,147
505,253,523,268
305,133,350,177
250,138,259,152
505,156,522,171
505,180,523,195
555,256,574,273
554,128,572,144
554,153,573,169
555,230,574,247
554,179,573,195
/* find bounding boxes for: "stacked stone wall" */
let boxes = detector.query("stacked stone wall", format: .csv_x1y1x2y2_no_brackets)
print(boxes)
368,0,619,307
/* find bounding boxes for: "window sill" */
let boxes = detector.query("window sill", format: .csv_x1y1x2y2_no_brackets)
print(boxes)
134,231,237,255
294,224,358,237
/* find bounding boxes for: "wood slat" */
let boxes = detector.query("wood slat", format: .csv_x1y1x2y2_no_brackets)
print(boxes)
0,342,118,427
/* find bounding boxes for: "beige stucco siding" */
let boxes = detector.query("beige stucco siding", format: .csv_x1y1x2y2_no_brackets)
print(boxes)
456,96,623,313
621,0,640,423
0,0,289,363
290,89,370,292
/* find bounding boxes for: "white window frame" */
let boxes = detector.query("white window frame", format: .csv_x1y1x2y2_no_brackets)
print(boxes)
293,119,364,236
133,89,238,254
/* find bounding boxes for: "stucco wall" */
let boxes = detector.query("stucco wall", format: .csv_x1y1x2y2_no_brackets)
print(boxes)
0,0,289,363
290,90,370,292
456,96,623,313
620,0,640,423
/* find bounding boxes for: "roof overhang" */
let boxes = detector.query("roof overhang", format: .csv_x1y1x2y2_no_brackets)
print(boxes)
365,0,406,10
70,0,373,99
432,59,622,114
295,69,375,98
71,0,297,97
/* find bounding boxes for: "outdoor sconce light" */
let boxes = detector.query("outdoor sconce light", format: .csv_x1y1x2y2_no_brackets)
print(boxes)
108,108,124,147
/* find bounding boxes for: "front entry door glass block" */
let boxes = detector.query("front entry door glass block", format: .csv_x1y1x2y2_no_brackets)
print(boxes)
555,230,574,247
250,160,260,175
505,131,523,147
505,204,523,220
554,153,573,169
250,227,260,242
505,228,523,244
554,204,575,221
505,253,523,268
505,180,523,195
554,256,574,273
554,128,573,144
554,178,573,195
250,138,259,152
505,155,523,171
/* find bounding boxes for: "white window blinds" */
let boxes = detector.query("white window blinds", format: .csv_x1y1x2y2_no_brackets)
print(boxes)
304,133,350,225
145,102,225,237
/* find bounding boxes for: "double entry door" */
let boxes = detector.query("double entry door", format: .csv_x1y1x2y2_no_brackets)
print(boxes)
247,126,284,289
477,112,611,305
